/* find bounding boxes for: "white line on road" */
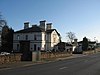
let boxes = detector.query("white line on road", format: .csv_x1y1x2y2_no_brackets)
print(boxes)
59,67,68,70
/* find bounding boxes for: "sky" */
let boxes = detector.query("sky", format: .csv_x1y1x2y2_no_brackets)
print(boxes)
0,0,100,42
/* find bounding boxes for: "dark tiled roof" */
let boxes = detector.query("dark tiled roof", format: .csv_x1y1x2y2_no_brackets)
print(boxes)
14,25,60,37
14,25,45,33
46,29,60,36
88,41,96,44
78,41,96,44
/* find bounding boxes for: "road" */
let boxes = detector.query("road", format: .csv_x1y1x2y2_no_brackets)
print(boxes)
0,53,100,75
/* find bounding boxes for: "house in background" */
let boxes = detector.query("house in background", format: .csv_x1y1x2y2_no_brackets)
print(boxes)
13,20,61,60
78,41,96,50
72,40,97,54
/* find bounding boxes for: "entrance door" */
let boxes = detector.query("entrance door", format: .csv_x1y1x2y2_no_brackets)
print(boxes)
20,41,32,61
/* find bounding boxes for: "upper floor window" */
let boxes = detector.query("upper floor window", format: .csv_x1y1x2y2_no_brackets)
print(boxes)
25,35,28,40
34,35,37,40
17,35,20,40
53,38,56,43
53,34,56,37
53,34,56,43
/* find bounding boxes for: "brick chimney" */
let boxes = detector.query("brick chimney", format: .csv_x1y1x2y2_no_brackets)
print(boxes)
39,20,46,30
46,23,52,30
24,22,29,29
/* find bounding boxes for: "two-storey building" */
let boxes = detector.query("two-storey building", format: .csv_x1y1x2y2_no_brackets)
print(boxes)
13,20,60,60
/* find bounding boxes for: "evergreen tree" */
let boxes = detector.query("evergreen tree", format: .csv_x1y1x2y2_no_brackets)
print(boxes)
82,37,89,51
8,28,14,51
1,25,14,52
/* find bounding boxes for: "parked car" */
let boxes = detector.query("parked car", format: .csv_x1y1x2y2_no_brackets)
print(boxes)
0,52,10,55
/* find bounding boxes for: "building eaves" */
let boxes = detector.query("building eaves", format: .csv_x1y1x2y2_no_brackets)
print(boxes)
14,25,45,33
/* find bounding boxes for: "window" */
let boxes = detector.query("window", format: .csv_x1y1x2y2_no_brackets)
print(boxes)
34,35,37,40
53,34,56,43
37,35,41,40
17,35,20,40
53,38,56,43
34,44,37,51
25,35,28,40
17,44,20,51
53,34,56,37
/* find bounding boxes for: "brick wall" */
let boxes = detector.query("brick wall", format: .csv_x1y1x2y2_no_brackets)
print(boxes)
0,53,22,64
41,52,72,61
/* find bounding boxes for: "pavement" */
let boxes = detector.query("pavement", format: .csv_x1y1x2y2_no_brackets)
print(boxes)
0,53,100,75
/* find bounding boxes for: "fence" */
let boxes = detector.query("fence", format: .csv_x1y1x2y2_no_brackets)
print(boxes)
0,53,22,64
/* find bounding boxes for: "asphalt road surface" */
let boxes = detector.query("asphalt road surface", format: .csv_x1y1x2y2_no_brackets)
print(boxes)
0,53,100,75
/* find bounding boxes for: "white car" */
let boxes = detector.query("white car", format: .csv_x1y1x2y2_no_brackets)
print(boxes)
0,52,10,55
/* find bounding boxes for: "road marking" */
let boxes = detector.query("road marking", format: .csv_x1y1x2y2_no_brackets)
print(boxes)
0,68,11,71
59,67,68,70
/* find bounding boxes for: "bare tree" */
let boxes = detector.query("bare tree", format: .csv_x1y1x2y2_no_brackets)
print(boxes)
0,12,7,31
66,32,76,44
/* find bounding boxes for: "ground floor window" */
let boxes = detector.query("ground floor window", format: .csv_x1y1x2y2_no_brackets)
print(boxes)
34,44,37,51
17,44,20,51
